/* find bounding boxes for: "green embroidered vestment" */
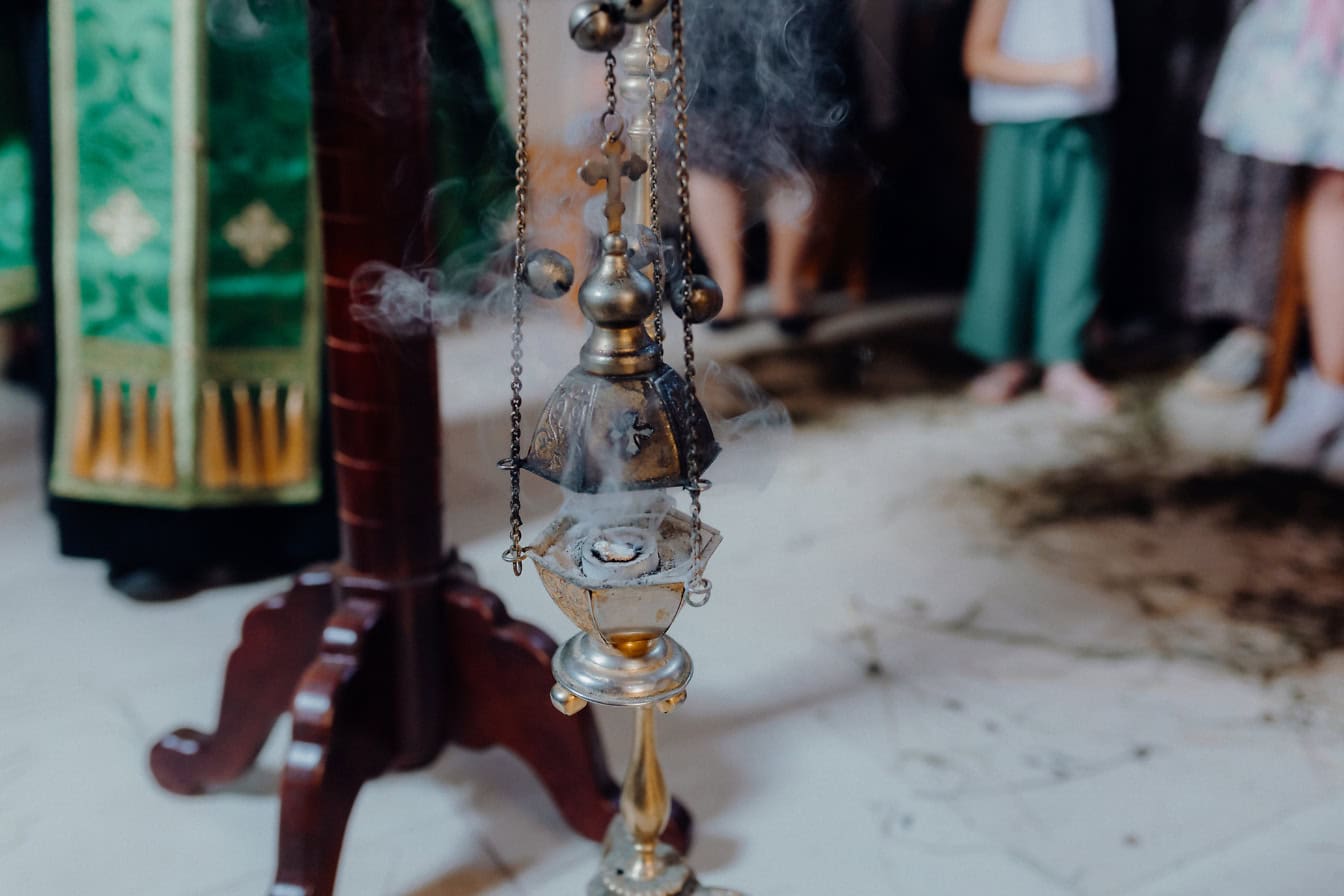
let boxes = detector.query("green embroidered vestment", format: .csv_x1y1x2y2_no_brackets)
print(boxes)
0,19,37,316
44,0,512,511
48,0,321,507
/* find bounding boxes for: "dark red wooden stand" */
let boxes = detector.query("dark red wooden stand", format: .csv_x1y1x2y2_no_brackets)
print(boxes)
149,3,688,894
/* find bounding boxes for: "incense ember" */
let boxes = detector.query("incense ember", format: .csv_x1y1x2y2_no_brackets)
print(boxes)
581,527,661,580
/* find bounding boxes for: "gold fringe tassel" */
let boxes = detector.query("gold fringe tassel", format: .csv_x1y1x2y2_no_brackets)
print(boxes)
70,380,95,480
196,380,311,490
89,382,123,482
147,389,175,489
67,376,310,492
69,378,176,488
199,380,231,489
279,383,307,485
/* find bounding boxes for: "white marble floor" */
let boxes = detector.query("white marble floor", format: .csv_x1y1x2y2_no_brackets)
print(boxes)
3,306,1343,896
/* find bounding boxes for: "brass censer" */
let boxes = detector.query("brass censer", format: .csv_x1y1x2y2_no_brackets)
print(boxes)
500,1,742,893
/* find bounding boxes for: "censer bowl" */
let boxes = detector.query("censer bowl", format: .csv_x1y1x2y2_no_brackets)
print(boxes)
527,504,721,655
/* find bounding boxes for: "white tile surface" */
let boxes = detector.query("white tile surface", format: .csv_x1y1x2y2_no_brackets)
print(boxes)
3,316,1343,896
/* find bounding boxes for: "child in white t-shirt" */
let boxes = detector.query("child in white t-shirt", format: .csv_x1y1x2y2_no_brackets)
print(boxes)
957,0,1118,416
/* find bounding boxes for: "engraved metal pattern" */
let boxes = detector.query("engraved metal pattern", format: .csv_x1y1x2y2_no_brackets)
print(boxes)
522,363,719,493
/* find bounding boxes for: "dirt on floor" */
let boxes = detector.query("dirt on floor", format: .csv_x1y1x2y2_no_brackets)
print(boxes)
735,316,974,426
735,307,1344,677
965,462,1344,677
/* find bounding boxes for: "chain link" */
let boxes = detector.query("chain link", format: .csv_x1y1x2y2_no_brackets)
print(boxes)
602,51,619,136
646,22,665,344
669,0,710,606
503,0,531,576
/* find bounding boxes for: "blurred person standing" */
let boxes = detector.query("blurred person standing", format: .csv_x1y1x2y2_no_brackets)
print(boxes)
1181,0,1293,399
682,0,863,336
24,0,513,599
30,0,337,599
957,0,1118,415
793,0,906,306
1202,0,1344,480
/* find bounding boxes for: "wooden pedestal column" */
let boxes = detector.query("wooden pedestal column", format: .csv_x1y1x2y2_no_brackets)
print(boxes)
149,3,689,894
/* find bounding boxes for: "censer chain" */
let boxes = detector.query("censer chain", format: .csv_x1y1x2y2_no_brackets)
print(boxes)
670,0,711,607
646,20,665,344
504,0,531,576
603,50,620,137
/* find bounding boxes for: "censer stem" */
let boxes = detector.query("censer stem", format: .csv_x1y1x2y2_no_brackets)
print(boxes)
618,15,669,245
621,704,672,880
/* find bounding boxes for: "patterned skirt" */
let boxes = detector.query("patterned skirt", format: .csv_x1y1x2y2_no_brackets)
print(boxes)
1203,0,1344,169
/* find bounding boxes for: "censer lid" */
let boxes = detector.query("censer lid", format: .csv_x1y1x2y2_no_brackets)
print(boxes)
522,362,719,493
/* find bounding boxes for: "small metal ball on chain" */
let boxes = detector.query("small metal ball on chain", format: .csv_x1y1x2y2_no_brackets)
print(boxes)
670,274,723,325
569,1,625,52
524,248,575,299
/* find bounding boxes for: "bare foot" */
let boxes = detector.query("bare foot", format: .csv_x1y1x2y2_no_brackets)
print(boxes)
968,361,1033,405
1043,362,1118,417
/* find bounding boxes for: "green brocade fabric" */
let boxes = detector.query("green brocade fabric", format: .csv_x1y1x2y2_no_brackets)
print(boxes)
49,0,322,507
47,0,514,510
0,26,37,317
428,0,515,281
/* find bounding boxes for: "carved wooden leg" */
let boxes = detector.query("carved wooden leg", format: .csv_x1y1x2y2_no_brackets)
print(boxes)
151,569,336,795
442,580,693,854
271,597,397,896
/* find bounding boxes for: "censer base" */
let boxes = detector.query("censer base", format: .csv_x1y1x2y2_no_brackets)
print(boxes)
588,818,744,896
554,631,693,708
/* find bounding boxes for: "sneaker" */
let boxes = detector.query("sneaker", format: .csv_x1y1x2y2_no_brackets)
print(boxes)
1185,326,1269,398
1255,369,1344,470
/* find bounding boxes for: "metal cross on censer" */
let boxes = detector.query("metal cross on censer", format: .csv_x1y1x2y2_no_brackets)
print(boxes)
500,1,742,893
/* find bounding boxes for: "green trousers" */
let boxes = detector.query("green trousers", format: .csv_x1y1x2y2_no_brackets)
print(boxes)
957,116,1109,365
